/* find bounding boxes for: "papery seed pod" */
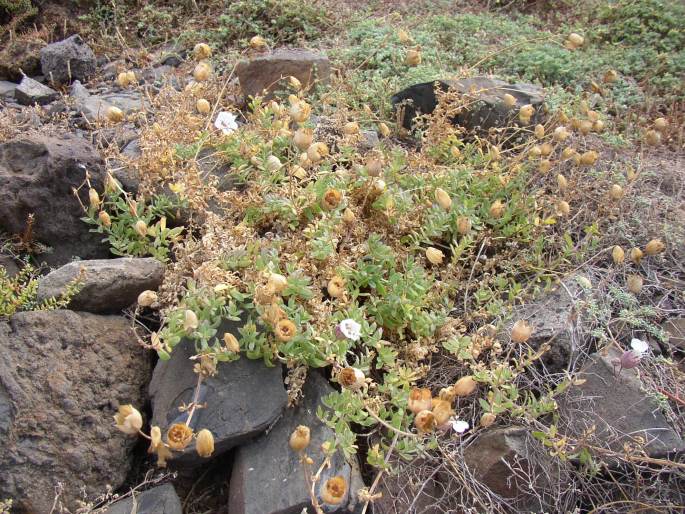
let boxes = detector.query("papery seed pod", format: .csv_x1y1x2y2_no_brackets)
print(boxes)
557,200,570,216
196,429,214,458
293,128,314,150
342,208,356,224
587,110,599,122
645,129,661,146
338,367,365,390
106,106,124,122
593,120,605,133
126,70,136,85
502,93,516,108
137,290,158,307
193,62,212,81
184,309,199,332
98,210,112,227
553,126,569,142
194,43,212,60
249,35,267,50
425,247,444,265
116,71,132,88
654,117,668,132
134,219,148,237
405,49,421,66
372,178,386,194
378,122,391,137
603,69,618,83
432,399,454,426
266,155,282,172
408,388,432,414
113,404,143,434
561,147,576,160
612,245,625,265
290,165,307,179
630,247,643,264
290,101,312,123
627,274,643,294
435,188,452,211
414,410,436,433
567,32,584,48
166,423,193,450
223,332,240,353
579,150,598,166
579,120,593,135
559,111,570,124
321,476,347,505
608,184,623,200
480,412,496,428
557,174,568,191
644,239,665,256
529,145,542,159
450,146,461,158
88,188,100,208
519,104,534,123
288,75,302,90
489,199,505,219
327,276,345,298
196,99,211,114
289,425,311,451
511,320,533,343
397,28,411,43
540,143,553,157
307,142,328,163
456,216,471,235
321,188,342,210
534,124,545,139
489,146,501,161
267,272,288,294
343,121,359,135
454,376,477,396
539,159,552,173
366,156,383,176
275,319,297,341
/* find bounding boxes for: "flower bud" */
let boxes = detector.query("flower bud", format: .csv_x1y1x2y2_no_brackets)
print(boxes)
106,106,124,122
196,429,214,458
327,276,345,298
414,410,435,433
113,404,143,434
511,320,533,343
289,425,311,451
137,290,158,307
627,274,643,294
184,309,199,331
408,388,432,414
98,210,111,227
480,412,496,428
644,239,664,256
134,219,148,237
321,476,347,505
612,245,625,265
425,247,444,265
434,188,452,211
196,98,211,114
166,423,193,450
453,376,477,396
338,367,365,390
223,332,240,353
194,43,212,60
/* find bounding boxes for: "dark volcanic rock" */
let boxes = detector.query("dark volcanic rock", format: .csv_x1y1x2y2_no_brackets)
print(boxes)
558,347,685,458
0,255,19,278
37,257,164,313
40,34,96,85
0,310,150,514
14,76,58,105
392,76,544,132
149,333,287,467
237,48,331,100
0,38,44,81
102,483,182,514
0,133,110,266
228,372,363,514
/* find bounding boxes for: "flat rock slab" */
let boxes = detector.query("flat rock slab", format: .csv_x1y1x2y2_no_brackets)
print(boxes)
149,334,287,467
237,48,330,100
392,76,544,132
229,372,363,514
14,76,58,105
41,34,96,85
71,80,148,121
100,483,182,514
37,257,164,313
0,310,150,513
558,347,685,458
0,80,18,98
0,133,110,266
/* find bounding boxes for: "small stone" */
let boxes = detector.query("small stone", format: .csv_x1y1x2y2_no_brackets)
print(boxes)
70,80,147,122
0,80,18,98
40,34,96,85
14,76,58,105
663,318,685,350
102,483,182,514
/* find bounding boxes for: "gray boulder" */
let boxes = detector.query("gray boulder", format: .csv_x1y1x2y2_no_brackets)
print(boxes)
228,372,363,514
71,80,148,122
100,483,182,514
0,133,110,266
149,333,287,467
392,76,544,132
0,80,18,98
40,34,96,85
37,257,164,313
558,347,685,458
237,49,331,100
14,76,58,105
0,310,150,514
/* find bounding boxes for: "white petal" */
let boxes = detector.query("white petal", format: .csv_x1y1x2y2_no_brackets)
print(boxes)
214,111,238,134
630,338,649,356
451,419,469,434
339,319,361,341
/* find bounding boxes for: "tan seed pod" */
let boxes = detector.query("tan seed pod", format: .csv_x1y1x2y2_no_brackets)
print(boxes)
456,216,471,235
489,199,505,219
321,188,342,210
378,122,391,137
587,110,599,122
502,93,517,108
327,276,345,298
321,476,347,505
196,98,211,114
338,367,365,390
397,28,411,43
425,247,444,265
432,399,454,426
293,128,314,150
414,410,436,433
266,155,282,172
342,208,356,224
106,106,124,122
88,188,100,208
454,376,477,396
593,120,605,133
654,117,668,132
612,245,625,265
603,69,618,83
98,210,111,227
195,429,214,458
557,200,570,216
480,412,496,428
289,425,311,451
223,332,240,353
408,388,433,414
435,188,452,211
193,43,212,60
116,71,131,88
489,146,501,161
579,120,593,135
540,143,553,157
511,320,533,343
567,32,585,48
534,124,545,139
645,129,661,146
579,150,598,166
343,121,360,135
134,219,148,237
289,100,312,123
529,145,542,159
644,239,665,256
249,35,267,50
553,126,569,141
193,62,211,81
184,309,199,331
627,274,643,294
557,174,568,191
267,272,288,294
405,49,421,66
608,184,623,200
137,290,158,307
519,104,534,123
630,247,643,264
539,159,552,173
291,165,307,179
166,423,193,450
288,75,301,90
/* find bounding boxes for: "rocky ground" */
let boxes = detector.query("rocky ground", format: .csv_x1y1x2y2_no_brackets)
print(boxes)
1,1,684,513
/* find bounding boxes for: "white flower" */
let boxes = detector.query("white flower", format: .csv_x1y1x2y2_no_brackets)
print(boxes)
451,419,470,434
337,319,361,341
214,111,238,135
630,338,649,356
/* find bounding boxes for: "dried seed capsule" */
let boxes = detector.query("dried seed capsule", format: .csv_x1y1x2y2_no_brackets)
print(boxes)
538,159,552,173
137,290,158,307
223,332,240,353
511,320,533,343
425,247,444,265
454,376,477,396
502,93,516,108
343,121,359,135
603,69,618,83
134,219,148,237
553,126,569,142
405,49,421,66
556,200,570,216
293,128,314,150
579,150,598,165
434,188,452,211
267,272,288,294
196,429,214,458
612,245,625,265
183,309,199,331
432,399,454,426
196,99,211,114
113,404,143,434
249,35,267,50
456,216,471,235
275,319,297,341
321,476,347,505
557,174,568,191
106,106,124,122
414,410,436,433
480,412,496,428
289,425,311,451
321,188,342,210
327,276,345,298
408,388,432,414
378,122,391,137
644,239,665,256
193,62,212,81
654,117,668,132
630,247,643,264
166,423,193,450
627,274,643,294
608,184,623,200
534,124,545,139
489,199,505,218
193,43,212,60
338,367,365,390
98,210,111,227
645,129,661,146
